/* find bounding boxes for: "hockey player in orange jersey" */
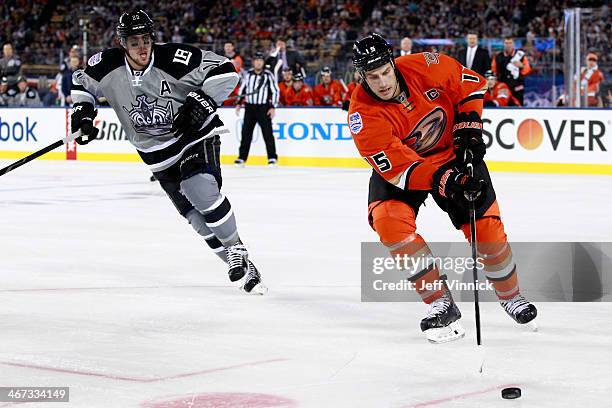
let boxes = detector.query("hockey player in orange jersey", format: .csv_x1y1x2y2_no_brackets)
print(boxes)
313,66,344,106
284,72,314,106
348,33,537,343
342,70,361,111
278,67,293,106
484,70,520,107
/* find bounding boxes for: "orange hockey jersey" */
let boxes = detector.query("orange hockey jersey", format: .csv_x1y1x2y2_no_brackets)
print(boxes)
343,81,358,104
279,81,292,106
284,85,315,106
223,55,245,106
313,80,344,106
348,53,486,191
484,81,520,107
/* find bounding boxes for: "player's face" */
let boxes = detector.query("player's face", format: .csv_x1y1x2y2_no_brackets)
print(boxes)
587,57,596,68
321,74,331,85
17,81,26,92
293,80,303,91
125,34,153,69
282,71,292,81
487,77,496,89
253,58,264,70
363,63,399,100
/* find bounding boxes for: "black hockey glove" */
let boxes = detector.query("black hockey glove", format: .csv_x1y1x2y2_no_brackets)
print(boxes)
71,102,99,145
171,90,217,138
341,100,350,111
433,163,487,209
453,111,486,166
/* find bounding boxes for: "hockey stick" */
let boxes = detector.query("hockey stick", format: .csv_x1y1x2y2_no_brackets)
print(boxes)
2,76,263,178
465,150,484,372
225,74,266,103
339,78,349,93
0,123,98,177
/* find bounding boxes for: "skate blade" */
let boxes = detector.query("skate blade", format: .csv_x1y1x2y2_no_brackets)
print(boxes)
424,321,466,344
525,320,538,332
239,281,268,296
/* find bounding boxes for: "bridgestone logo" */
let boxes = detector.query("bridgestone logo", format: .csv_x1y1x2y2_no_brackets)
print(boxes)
453,121,483,132
439,169,452,198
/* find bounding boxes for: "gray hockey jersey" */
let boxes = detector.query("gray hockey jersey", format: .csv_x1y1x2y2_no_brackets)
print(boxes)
71,43,239,172
14,87,42,107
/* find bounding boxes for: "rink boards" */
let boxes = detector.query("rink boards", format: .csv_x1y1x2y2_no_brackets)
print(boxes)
0,107,610,174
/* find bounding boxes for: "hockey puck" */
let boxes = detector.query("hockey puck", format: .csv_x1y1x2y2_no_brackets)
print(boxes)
501,387,521,399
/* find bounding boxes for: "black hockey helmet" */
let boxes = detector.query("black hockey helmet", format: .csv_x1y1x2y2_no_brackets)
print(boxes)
484,70,497,79
252,51,265,60
320,66,332,76
352,33,393,74
293,72,305,81
116,10,155,40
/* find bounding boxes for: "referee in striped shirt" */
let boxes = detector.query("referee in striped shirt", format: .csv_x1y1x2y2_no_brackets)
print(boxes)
234,52,280,167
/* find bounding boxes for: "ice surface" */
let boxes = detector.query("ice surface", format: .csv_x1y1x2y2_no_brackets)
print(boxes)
1,160,611,407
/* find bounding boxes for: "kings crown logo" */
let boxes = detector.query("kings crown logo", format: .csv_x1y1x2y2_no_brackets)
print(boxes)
123,95,173,136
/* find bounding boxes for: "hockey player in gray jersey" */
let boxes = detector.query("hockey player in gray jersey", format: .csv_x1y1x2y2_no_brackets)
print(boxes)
70,10,266,294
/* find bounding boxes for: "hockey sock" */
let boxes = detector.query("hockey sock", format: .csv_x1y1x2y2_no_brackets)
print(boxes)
460,216,520,300
371,200,444,304
186,209,228,263
180,173,240,247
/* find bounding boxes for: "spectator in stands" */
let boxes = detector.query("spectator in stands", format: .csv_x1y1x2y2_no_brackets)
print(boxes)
60,55,80,106
397,37,413,57
313,66,344,107
0,43,22,89
580,52,605,107
484,70,520,107
267,38,306,82
278,67,293,106
14,76,42,107
341,71,361,111
60,45,81,74
37,76,58,107
284,72,314,106
600,81,612,108
2,75,18,104
492,37,532,105
0,77,9,106
457,32,490,77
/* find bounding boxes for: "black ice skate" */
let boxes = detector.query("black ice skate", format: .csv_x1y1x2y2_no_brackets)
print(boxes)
241,260,268,295
500,293,537,325
226,243,248,282
420,278,465,343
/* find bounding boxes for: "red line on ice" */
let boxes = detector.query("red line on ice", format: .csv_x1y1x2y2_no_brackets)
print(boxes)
1,358,288,383
405,384,520,407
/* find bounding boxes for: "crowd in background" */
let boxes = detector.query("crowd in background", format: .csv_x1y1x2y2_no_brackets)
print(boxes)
0,0,610,107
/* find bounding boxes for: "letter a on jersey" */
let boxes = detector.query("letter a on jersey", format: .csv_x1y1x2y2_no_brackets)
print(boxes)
160,80,171,96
